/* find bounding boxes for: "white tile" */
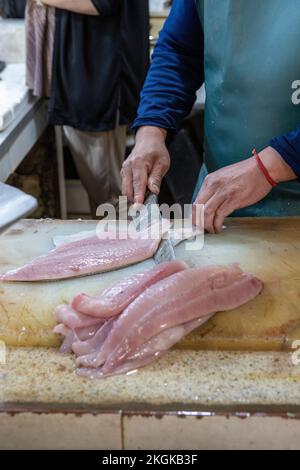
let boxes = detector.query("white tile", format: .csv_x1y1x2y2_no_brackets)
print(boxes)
0,412,121,450
123,414,300,450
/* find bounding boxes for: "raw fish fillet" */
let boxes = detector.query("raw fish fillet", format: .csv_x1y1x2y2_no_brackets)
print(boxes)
55,304,104,329
53,322,103,353
76,315,212,378
72,319,116,357
101,265,263,373
72,260,188,317
1,228,163,282
54,261,187,356
55,263,263,378
53,324,77,354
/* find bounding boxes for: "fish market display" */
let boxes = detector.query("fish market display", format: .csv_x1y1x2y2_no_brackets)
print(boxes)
54,262,263,378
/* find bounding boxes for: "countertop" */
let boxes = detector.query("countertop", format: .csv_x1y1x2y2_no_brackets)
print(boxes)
1,347,300,414
1,217,300,416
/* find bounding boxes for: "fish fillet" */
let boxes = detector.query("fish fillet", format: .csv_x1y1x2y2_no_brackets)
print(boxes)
72,260,188,318
55,304,104,329
54,261,186,354
100,265,263,373
54,261,187,357
76,265,236,368
1,232,161,282
76,315,212,378
72,319,116,357
53,322,103,353
62,264,262,377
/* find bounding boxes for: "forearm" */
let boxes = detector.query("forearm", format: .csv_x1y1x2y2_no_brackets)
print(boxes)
133,0,204,142
135,126,167,144
259,147,296,183
42,0,99,15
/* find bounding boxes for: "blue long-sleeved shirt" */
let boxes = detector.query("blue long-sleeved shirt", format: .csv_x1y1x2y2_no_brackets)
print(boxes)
133,0,300,180
133,0,204,144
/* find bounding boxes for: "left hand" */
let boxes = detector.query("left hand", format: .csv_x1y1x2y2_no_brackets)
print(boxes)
192,147,296,234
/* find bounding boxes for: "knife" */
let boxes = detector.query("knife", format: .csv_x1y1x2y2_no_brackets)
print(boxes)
130,192,176,264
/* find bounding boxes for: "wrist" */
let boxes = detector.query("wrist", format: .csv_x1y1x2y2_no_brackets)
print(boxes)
259,146,296,183
135,126,167,144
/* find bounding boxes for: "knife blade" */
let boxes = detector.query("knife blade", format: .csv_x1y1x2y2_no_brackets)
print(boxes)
129,192,176,264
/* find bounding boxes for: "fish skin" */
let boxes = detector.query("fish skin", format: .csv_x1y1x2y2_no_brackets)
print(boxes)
72,260,188,318
101,265,263,373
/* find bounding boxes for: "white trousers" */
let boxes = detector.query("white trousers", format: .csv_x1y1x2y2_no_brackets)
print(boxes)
63,125,127,210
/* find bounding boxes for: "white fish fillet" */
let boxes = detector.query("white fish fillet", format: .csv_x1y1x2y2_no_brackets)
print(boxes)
72,260,187,318
98,265,263,373
55,263,263,378
76,315,212,378
1,222,166,282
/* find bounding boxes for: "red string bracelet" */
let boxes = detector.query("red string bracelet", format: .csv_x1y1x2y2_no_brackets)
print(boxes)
252,148,278,187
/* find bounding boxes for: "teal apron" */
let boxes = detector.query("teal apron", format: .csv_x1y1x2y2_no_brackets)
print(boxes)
194,0,300,216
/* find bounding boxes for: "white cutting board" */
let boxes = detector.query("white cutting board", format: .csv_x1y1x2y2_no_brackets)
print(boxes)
0,219,202,346
1,217,300,351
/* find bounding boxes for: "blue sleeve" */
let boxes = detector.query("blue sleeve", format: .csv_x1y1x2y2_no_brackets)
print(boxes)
269,124,300,181
133,0,204,143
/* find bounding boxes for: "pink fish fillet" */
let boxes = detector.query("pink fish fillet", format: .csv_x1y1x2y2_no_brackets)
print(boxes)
54,322,103,353
75,265,227,368
72,260,188,317
1,229,163,282
72,318,116,357
76,315,213,379
53,261,187,359
100,265,263,374
53,324,78,354
55,304,104,329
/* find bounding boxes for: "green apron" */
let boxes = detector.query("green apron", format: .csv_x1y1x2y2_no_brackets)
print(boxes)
194,0,300,216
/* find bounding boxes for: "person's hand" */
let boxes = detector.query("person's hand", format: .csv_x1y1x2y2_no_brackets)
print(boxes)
192,146,296,234
121,126,170,204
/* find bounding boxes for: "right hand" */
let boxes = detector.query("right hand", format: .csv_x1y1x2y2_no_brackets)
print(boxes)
121,126,170,204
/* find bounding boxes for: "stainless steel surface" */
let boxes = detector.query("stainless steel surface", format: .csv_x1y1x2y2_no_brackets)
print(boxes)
0,182,37,232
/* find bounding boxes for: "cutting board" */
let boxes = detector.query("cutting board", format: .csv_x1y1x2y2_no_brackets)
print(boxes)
0,217,300,350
